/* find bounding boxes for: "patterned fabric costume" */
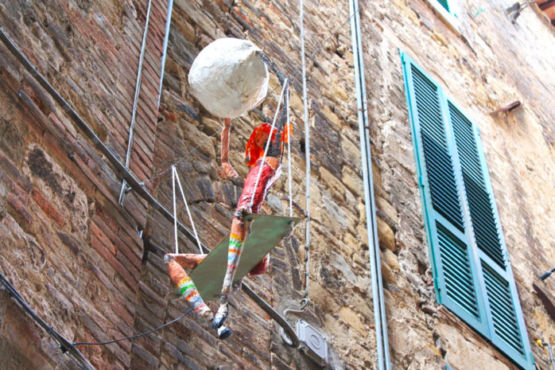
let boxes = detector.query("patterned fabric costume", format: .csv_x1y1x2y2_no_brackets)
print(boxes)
167,120,291,339
224,122,289,282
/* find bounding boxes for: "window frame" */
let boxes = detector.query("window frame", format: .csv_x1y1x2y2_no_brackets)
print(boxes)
424,0,461,33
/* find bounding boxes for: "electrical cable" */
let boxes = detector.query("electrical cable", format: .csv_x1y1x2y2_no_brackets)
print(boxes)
73,306,194,347
172,165,203,254
0,272,94,369
119,0,153,206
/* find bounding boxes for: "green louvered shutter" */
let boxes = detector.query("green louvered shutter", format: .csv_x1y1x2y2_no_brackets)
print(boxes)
401,53,487,334
437,0,450,12
449,104,533,368
401,51,534,369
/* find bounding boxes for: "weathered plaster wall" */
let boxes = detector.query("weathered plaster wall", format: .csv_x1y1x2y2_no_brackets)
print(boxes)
0,0,552,369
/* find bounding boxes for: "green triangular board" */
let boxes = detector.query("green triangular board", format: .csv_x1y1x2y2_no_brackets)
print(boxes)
189,213,299,301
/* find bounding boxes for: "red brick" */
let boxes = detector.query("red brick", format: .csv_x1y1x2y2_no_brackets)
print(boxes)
90,234,138,290
90,220,116,255
31,189,65,227
111,301,135,328
6,193,33,226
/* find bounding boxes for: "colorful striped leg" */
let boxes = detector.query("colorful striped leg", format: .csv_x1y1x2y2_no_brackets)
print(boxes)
167,260,212,320
222,232,244,295
213,232,244,328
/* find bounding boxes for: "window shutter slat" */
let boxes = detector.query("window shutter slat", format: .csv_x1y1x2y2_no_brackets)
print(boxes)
411,66,465,231
449,104,506,268
402,54,485,334
482,263,526,356
437,224,480,317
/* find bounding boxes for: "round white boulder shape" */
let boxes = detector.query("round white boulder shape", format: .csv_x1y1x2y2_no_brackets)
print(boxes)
188,38,269,118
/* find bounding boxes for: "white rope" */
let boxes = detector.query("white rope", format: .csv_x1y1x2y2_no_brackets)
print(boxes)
119,0,153,206
300,0,311,300
172,166,203,254
172,165,179,254
248,79,289,210
286,86,293,217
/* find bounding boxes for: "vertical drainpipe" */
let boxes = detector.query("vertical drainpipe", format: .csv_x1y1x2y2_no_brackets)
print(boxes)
348,0,391,369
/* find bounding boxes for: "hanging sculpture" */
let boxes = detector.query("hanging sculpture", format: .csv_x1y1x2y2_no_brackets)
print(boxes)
165,40,294,340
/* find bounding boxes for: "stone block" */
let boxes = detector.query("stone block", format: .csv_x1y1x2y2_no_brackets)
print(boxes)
309,281,339,313
339,306,366,335
376,196,398,226
342,165,363,197
381,260,396,286
384,249,400,271
318,166,345,200
377,216,396,252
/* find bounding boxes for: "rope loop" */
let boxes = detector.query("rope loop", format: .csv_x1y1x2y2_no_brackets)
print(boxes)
172,165,203,254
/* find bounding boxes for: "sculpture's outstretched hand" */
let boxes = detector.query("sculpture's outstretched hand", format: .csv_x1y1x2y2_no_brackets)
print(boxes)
218,162,239,179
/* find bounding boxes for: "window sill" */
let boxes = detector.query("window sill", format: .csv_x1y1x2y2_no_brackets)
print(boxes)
424,0,462,36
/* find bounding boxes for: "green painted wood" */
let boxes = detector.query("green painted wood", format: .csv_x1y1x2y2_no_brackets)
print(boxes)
410,65,465,231
189,214,299,301
401,50,534,369
450,103,505,268
448,102,534,369
437,0,450,12
401,51,485,333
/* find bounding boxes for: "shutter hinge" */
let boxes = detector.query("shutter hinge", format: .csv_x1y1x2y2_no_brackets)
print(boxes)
418,175,425,188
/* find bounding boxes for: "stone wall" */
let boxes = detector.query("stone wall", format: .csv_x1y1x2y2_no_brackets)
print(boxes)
0,0,553,369
358,1,554,368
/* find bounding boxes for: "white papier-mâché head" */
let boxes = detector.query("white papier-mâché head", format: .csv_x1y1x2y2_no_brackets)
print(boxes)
188,38,269,118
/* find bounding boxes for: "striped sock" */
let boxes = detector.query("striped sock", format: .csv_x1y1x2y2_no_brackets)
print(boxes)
221,233,244,294
177,276,212,320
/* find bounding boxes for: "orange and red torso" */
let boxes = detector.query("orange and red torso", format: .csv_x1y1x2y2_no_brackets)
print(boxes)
245,123,291,168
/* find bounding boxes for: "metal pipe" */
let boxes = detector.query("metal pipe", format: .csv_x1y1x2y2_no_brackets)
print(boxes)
242,284,300,347
0,26,301,350
348,0,391,369
157,0,174,108
299,0,312,302
543,342,555,370
119,0,153,205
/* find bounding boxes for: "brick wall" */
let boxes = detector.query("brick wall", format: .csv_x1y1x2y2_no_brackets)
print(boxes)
0,0,169,367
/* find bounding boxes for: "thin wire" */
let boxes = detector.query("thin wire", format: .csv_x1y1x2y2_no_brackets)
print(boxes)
265,2,359,98
125,0,152,168
300,0,311,301
248,79,289,210
74,306,194,346
286,86,293,217
119,0,153,205
157,0,174,109
172,165,179,254
173,166,204,254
